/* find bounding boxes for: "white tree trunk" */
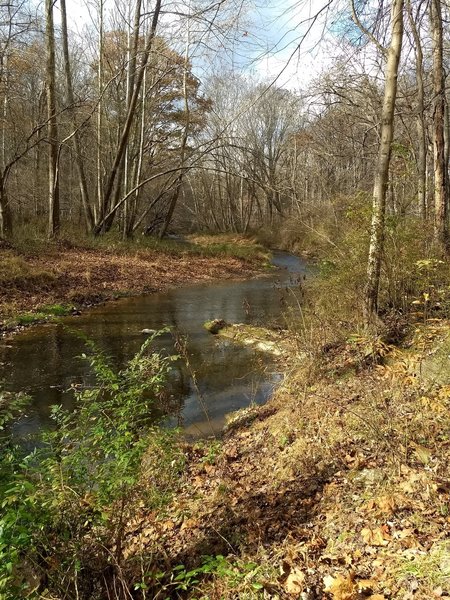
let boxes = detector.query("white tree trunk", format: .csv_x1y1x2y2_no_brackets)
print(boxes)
46,0,59,238
430,0,448,254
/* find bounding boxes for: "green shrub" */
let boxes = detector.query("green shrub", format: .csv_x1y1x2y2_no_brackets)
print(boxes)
0,331,183,599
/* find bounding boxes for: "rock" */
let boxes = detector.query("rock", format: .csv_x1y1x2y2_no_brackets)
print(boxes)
203,319,227,334
141,328,156,335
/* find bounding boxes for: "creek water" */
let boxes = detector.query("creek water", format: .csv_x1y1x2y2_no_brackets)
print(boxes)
1,252,307,439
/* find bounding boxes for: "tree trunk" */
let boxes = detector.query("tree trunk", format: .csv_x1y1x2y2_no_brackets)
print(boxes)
430,0,448,254
159,8,191,238
0,55,12,238
96,0,104,225
0,183,12,238
365,0,404,323
96,0,162,234
46,0,60,239
406,0,426,219
60,0,94,232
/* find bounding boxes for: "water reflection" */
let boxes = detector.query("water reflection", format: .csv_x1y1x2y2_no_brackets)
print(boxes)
1,252,308,438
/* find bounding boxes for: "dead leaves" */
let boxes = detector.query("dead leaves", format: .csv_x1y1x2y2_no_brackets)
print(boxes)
284,567,306,595
361,525,391,547
364,493,410,516
323,572,384,600
323,573,356,599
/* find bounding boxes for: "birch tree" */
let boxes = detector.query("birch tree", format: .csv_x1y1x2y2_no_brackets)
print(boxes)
45,0,59,238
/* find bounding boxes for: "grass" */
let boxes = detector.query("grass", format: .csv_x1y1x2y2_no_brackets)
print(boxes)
396,541,450,589
8,224,270,264
0,251,55,284
7,304,73,327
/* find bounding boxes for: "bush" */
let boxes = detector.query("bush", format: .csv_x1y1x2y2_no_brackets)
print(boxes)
0,331,183,599
281,195,450,349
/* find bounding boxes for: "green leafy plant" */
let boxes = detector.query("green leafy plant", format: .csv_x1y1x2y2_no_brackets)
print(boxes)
141,554,264,597
197,440,222,465
0,331,183,599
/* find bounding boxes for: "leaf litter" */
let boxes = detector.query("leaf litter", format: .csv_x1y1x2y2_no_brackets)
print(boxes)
122,321,450,598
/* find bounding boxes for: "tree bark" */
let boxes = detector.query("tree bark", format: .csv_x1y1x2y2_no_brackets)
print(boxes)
0,184,12,238
406,0,426,219
430,0,448,254
96,0,104,225
60,0,94,232
45,0,60,239
365,0,404,323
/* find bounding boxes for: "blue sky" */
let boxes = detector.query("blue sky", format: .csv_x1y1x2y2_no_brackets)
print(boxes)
63,0,343,90
240,1,343,89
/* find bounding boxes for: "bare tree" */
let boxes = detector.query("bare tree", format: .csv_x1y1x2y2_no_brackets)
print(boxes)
406,0,427,219
60,0,94,231
430,0,448,254
364,0,404,322
45,0,59,238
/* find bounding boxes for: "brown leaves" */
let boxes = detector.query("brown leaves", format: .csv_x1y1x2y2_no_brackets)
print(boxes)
323,573,384,600
284,567,306,595
323,573,356,600
180,517,199,531
361,525,391,547
364,493,410,516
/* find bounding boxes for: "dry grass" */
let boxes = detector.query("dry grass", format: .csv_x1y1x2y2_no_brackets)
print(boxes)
121,321,450,599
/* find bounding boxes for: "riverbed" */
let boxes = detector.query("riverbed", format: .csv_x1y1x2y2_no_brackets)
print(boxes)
1,252,307,439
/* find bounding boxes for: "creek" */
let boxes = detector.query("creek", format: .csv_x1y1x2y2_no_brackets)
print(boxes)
1,252,307,439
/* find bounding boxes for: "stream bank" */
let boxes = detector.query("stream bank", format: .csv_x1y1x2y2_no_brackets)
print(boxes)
3,241,450,598
0,234,269,335
124,320,450,599
1,250,307,440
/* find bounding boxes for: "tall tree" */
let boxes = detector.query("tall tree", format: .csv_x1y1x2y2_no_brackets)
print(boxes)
430,0,448,254
406,0,427,219
364,0,404,322
45,0,59,238
60,0,94,232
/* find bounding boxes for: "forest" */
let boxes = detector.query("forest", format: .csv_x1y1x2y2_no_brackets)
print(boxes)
0,0,449,319
1,0,450,598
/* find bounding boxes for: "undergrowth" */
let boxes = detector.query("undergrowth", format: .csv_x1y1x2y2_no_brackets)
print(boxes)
271,195,450,357
7,224,269,264
0,331,183,599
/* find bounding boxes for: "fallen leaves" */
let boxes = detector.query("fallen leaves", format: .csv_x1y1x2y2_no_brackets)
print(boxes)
117,321,450,600
361,525,391,547
323,573,356,599
284,567,306,595
364,492,410,515
323,572,384,600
